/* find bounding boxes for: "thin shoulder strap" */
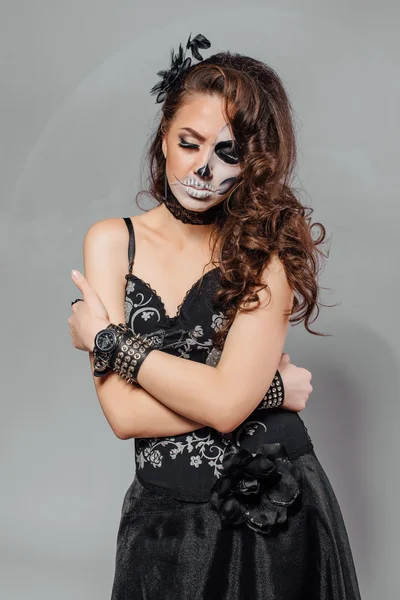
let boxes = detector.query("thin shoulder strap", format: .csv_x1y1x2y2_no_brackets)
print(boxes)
122,217,135,275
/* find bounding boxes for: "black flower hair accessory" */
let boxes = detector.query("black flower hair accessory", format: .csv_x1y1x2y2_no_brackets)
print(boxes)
150,33,211,104
210,442,301,535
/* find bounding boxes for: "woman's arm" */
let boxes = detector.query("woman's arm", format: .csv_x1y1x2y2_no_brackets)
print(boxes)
135,258,292,433
83,219,210,439
84,219,293,436
89,352,209,439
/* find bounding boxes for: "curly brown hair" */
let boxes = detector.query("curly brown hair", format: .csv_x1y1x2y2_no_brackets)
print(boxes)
137,51,333,349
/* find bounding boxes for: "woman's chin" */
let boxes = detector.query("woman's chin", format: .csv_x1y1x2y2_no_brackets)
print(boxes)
176,194,223,213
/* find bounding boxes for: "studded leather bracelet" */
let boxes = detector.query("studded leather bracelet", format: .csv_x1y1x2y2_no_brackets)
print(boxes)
262,371,284,408
109,329,155,384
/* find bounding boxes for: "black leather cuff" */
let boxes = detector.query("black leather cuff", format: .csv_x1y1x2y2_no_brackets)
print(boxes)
110,331,154,384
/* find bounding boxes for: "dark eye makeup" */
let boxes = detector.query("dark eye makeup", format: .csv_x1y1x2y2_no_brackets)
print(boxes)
178,137,199,150
178,137,239,165
215,141,239,165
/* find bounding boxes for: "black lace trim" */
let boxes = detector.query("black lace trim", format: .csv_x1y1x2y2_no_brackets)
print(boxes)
125,266,220,323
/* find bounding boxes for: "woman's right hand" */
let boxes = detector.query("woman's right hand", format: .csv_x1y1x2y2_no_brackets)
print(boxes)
277,353,313,413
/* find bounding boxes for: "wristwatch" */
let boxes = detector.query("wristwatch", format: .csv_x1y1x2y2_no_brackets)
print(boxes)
92,323,131,377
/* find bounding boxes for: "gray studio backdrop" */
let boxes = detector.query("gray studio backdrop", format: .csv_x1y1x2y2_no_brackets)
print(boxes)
1,1,399,599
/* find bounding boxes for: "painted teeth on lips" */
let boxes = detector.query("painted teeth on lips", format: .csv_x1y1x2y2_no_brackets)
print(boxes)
184,179,214,191
185,186,213,199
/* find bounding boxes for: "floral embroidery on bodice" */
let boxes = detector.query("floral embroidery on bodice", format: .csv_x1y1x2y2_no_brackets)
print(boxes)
124,268,225,362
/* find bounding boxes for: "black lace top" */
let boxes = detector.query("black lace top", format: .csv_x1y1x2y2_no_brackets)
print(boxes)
122,217,313,502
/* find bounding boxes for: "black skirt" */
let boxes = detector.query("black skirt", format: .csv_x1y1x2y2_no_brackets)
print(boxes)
110,448,361,600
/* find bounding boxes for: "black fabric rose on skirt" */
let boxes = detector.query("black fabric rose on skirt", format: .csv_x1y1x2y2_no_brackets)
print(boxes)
210,442,301,535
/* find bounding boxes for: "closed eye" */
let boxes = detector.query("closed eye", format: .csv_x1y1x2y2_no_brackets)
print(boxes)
178,137,199,150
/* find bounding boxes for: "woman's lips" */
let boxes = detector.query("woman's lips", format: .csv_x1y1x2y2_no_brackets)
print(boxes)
184,180,214,191
183,184,213,199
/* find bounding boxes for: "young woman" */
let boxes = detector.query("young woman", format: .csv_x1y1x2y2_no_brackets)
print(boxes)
68,34,361,599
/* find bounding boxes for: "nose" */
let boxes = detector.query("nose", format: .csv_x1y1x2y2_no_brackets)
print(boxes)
196,163,211,178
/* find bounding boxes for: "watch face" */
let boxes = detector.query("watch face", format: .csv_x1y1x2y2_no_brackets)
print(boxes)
95,329,117,352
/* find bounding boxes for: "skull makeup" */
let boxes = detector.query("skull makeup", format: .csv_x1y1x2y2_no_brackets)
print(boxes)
162,94,242,215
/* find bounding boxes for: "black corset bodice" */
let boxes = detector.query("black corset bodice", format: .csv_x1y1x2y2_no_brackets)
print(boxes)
125,265,225,364
122,217,314,502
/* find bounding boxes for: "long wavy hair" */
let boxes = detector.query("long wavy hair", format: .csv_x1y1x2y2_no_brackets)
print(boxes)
137,51,332,349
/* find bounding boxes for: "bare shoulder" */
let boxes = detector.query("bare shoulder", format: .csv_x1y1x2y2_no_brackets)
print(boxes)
263,252,287,276
254,252,294,311
82,217,135,322
84,216,128,248
82,217,132,284
84,216,139,258
83,213,157,275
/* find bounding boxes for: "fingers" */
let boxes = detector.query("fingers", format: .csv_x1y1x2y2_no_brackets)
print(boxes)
304,380,313,405
71,270,92,300
300,367,312,381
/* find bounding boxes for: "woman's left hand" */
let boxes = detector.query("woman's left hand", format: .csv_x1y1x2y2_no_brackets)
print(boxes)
68,270,111,352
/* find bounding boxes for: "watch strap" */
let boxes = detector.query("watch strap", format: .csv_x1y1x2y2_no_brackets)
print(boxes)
93,323,132,377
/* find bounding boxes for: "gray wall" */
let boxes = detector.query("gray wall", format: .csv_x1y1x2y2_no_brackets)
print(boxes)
1,1,399,598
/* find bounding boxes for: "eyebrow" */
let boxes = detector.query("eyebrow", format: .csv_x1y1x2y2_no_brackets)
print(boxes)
179,127,207,143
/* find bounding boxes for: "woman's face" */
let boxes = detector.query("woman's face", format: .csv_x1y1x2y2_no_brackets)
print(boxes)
162,93,241,212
